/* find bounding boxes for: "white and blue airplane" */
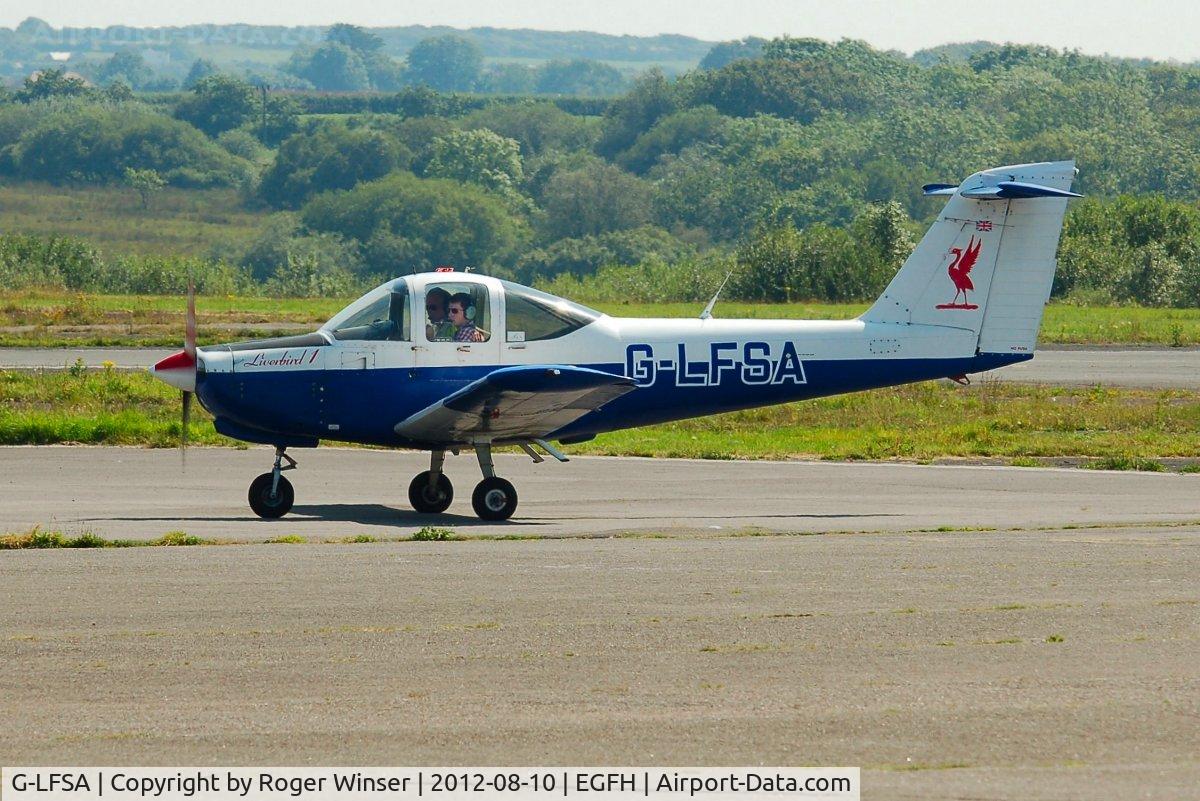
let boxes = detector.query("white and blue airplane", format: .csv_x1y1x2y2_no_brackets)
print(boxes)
151,160,1079,521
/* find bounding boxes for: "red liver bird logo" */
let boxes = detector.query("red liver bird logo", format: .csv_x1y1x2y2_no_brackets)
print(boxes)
935,235,982,310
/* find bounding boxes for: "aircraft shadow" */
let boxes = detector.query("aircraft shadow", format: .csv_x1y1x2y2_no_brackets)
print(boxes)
290,504,548,527
88,505,546,528
551,512,898,521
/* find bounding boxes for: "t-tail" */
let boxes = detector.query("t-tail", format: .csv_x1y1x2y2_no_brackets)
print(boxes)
861,160,1079,356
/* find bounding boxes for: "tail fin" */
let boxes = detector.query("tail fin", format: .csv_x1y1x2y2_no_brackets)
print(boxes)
861,160,1078,355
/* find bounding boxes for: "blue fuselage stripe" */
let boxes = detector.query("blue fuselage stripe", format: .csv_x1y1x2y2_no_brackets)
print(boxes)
196,353,1028,448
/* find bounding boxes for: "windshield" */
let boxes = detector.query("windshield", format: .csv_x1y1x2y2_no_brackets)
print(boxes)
321,280,410,342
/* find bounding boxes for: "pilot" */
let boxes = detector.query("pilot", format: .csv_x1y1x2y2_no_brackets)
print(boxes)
425,287,455,341
449,292,485,343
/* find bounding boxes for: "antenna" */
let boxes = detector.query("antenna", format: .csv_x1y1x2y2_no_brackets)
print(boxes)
699,271,733,320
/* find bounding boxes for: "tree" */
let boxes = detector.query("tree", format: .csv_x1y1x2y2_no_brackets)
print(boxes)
5,105,251,187
103,79,135,103
534,59,627,97
238,213,364,281
681,57,884,122
539,162,653,240
616,105,729,173
98,49,152,89
289,24,404,91
288,43,371,92
174,74,257,137
596,69,678,159
325,23,384,54
14,17,53,40
425,128,524,197
460,102,600,156
16,69,91,103
517,225,694,282
300,172,529,274
481,63,536,94
256,93,301,146
405,35,483,92
123,167,165,209
258,123,407,208
183,59,218,89
651,148,776,241
699,37,767,70
762,36,830,61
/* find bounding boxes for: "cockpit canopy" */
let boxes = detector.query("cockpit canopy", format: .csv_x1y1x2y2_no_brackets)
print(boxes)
319,275,601,343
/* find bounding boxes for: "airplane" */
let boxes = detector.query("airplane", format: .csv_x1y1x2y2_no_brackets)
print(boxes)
150,160,1079,521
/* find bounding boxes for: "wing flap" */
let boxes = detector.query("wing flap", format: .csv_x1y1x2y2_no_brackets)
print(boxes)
395,365,635,445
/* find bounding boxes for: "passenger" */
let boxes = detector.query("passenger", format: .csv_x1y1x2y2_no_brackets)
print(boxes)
425,287,455,341
449,292,485,342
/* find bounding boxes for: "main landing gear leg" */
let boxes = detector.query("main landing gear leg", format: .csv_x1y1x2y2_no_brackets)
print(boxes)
248,446,296,519
408,449,453,514
471,442,518,521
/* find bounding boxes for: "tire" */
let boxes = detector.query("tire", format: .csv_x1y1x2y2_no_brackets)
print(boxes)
248,472,294,519
471,477,518,521
408,471,453,514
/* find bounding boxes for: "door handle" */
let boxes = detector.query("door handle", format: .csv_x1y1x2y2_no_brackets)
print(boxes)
457,345,471,353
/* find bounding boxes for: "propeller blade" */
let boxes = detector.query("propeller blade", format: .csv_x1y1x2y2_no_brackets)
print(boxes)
181,389,192,467
184,280,197,361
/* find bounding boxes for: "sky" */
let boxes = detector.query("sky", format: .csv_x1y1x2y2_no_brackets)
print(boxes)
4,0,1200,62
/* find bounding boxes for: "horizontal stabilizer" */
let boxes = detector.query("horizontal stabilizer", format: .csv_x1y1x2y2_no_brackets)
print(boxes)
962,181,1083,200
922,183,958,196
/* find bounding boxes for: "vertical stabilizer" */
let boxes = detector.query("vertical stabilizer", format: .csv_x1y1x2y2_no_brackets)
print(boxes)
860,160,1078,354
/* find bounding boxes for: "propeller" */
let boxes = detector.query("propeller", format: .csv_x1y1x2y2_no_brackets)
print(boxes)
181,281,196,465
148,282,198,467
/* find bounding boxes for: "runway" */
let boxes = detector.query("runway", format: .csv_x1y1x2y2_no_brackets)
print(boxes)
3,345,1200,387
2,446,1198,541
3,448,1199,797
2,521,1197,798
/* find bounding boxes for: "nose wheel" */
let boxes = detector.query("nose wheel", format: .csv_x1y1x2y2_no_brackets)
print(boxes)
248,446,296,518
409,450,454,513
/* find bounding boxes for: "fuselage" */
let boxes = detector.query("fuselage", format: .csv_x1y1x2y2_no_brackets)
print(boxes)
189,273,1026,449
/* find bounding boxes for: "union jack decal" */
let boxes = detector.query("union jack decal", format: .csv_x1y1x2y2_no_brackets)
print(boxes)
975,220,993,232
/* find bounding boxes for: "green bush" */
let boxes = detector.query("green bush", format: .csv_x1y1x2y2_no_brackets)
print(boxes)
2,101,252,187
301,172,529,274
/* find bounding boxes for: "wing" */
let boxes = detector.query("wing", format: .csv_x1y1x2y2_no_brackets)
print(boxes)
960,236,982,275
394,365,636,445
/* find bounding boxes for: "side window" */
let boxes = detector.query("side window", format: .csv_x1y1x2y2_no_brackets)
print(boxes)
424,282,491,343
503,282,599,342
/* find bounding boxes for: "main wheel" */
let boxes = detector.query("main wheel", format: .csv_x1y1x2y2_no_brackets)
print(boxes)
471,477,518,521
248,472,294,519
408,471,453,514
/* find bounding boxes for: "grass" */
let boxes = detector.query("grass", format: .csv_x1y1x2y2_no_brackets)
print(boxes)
0,366,234,446
0,291,342,347
0,526,218,549
594,302,1200,346
573,381,1200,462
1082,455,1166,471
0,182,268,257
6,369,1200,464
411,526,459,541
2,290,1200,346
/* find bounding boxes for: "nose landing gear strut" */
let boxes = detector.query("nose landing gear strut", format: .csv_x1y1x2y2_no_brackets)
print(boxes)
248,446,297,518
